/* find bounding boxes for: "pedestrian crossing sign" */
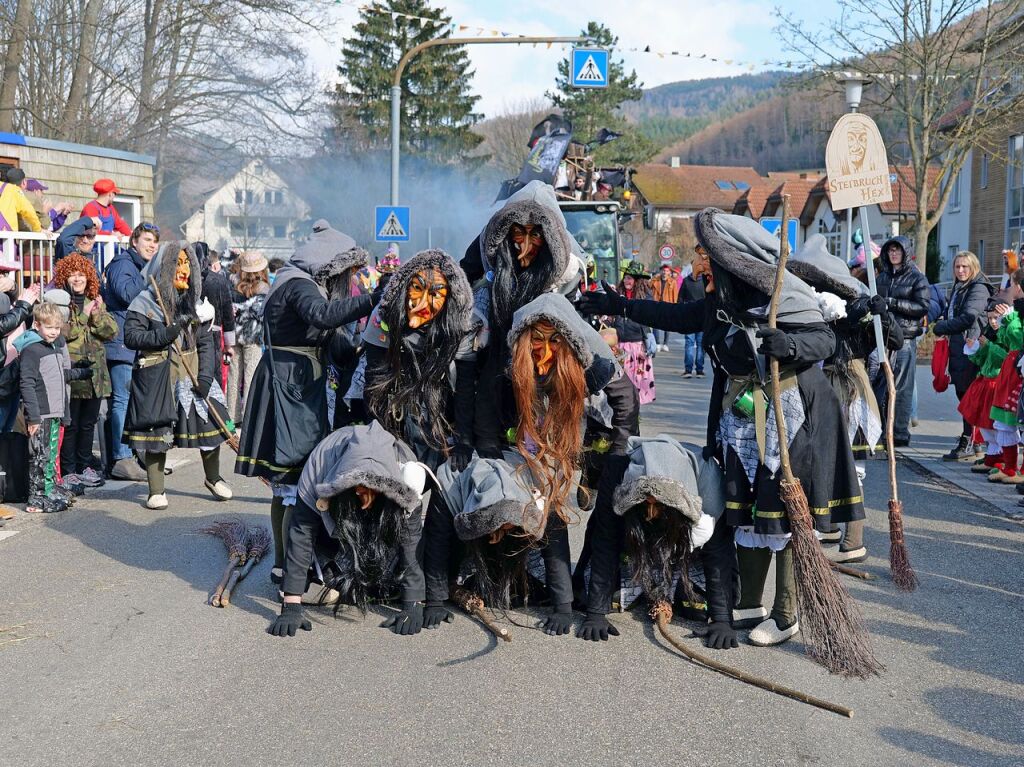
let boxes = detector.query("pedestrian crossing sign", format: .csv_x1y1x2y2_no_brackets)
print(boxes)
571,48,609,89
375,205,410,242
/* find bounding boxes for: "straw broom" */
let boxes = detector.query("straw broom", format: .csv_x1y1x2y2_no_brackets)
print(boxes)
767,196,881,678
856,211,917,592
222,526,272,606
201,518,249,607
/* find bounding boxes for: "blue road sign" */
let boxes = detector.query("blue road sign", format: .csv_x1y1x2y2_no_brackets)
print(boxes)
375,206,410,242
571,48,609,89
759,217,799,250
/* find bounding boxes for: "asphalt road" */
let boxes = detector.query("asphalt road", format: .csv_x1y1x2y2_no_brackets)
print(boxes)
2,344,1023,767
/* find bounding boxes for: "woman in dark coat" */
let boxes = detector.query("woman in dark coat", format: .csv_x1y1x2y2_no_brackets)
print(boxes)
234,219,374,585
931,250,993,461
123,242,232,510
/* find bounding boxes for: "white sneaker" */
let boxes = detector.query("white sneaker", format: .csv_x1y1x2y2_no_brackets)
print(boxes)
732,605,769,628
278,582,342,606
749,617,800,646
205,479,233,501
146,493,168,510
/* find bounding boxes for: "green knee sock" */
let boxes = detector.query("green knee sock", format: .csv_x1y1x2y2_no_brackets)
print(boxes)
201,448,221,484
771,544,797,628
842,519,865,550
144,452,166,495
736,545,772,610
271,496,286,569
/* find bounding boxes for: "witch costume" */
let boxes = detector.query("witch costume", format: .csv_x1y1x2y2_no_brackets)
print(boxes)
122,241,233,509
579,209,865,648
344,248,474,470
266,422,429,638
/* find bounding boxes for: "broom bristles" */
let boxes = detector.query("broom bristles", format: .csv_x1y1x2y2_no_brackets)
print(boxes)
888,500,918,592
781,480,883,679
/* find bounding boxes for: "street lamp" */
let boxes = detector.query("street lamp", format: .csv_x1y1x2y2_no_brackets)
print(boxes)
834,71,873,262
390,35,588,205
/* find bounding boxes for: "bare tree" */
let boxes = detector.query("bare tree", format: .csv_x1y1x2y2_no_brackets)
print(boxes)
0,0,35,132
474,98,553,177
781,0,1024,275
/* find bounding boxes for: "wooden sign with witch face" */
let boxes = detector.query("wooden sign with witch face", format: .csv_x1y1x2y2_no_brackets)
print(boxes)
825,113,892,211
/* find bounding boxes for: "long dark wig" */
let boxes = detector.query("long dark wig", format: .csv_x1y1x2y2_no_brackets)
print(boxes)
623,504,696,605
701,262,771,350
363,273,463,455
321,492,406,613
491,242,557,334
463,527,534,610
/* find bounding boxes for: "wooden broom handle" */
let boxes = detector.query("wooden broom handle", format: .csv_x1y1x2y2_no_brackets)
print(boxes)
767,195,795,484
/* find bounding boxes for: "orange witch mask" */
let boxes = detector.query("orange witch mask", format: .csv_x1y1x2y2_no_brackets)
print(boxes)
173,250,191,290
406,268,448,329
692,245,715,293
354,485,377,510
510,223,544,268
530,321,563,376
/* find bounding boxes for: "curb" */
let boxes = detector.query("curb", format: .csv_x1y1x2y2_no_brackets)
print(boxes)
893,447,1024,520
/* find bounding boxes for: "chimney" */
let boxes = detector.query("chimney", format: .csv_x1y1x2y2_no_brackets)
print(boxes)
670,156,681,169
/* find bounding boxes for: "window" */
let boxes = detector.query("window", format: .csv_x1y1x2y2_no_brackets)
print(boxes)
981,152,990,188
948,169,961,211
714,180,733,190
734,181,750,190
1008,137,1024,248
235,189,243,204
274,191,283,204
817,217,842,258
274,224,286,238
264,190,273,204
245,190,254,205
978,239,985,265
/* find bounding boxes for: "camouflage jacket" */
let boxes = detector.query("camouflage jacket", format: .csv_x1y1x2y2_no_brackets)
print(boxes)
65,299,118,398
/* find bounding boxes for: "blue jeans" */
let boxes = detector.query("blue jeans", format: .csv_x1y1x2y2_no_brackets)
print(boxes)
683,332,704,373
654,329,671,345
874,337,917,442
108,361,133,461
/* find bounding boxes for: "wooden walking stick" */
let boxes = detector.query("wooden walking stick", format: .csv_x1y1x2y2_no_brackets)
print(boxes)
201,519,249,607
222,526,272,606
766,196,881,678
857,210,917,592
650,601,852,718
149,275,239,453
451,586,512,643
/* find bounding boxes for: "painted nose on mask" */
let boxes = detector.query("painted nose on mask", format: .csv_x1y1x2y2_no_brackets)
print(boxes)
536,341,554,374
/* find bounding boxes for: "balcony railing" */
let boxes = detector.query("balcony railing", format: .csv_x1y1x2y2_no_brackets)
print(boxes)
0,231,123,289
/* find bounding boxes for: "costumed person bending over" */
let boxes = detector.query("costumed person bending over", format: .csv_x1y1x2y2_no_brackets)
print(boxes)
787,234,904,563
345,248,473,470
423,293,637,635
234,220,375,587
579,210,864,648
122,242,233,510
580,435,734,644
266,422,429,637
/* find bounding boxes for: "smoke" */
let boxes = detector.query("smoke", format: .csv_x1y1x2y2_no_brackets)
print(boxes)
291,151,503,262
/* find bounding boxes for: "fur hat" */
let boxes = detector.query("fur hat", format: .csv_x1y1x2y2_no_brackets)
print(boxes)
376,248,473,335
481,196,572,287
438,457,546,541
787,234,868,302
507,292,594,369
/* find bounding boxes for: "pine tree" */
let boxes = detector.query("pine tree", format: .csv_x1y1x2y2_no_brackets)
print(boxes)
547,22,654,165
333,1,482,162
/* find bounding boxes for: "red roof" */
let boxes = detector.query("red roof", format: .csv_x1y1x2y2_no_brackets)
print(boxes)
797,165,939,223
633,163,764,210
763,178,821,219
733,178,777,218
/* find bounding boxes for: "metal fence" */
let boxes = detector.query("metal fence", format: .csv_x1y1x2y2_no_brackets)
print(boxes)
0,231,122,289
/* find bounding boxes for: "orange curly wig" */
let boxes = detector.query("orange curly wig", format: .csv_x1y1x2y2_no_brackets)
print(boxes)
54,254,101,299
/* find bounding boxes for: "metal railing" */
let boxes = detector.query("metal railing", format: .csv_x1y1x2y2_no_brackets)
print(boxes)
0,231,124,289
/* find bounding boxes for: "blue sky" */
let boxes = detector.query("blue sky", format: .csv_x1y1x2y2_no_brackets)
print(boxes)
310,1,841,117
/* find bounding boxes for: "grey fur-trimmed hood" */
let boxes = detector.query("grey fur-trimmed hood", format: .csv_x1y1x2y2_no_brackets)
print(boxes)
694,207,824,325
268,218,367,300
481,183,572,288
376,248,473,334
296,422,422,537
787,234,867,302
128,240,202,323
437,456,546,541
507,292,594,369
612,435,725,524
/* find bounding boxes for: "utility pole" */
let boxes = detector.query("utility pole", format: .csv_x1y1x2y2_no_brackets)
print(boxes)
390,35,588,206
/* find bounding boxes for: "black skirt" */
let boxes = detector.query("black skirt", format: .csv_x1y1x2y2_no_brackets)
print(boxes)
124,398,229,453
722,366,865,535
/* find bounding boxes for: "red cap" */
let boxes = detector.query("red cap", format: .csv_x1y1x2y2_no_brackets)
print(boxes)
93,178,119,195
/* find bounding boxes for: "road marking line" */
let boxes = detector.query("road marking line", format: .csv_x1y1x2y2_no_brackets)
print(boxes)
0,530,20,542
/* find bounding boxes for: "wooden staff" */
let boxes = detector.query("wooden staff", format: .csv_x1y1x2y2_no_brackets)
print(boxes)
148,275,239,453
650,601,852,718
857,209,917,592
766,196,881,678
451,586,512,643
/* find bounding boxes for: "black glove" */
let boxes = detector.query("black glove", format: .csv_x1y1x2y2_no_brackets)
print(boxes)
194,376,212,400
423,600,455,629
477,443,503,460
161,322,183,344
72,358,93,369
703,621,738,650
576,281,627,317
381,601,424,635
576,612,620,641
755,327,793,360
267,602,312,637
371,273,391,305
449,443,475,473
867,293,887,316
540,604,573,636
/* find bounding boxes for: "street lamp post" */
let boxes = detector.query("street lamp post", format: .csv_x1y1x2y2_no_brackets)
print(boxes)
390,35,588,206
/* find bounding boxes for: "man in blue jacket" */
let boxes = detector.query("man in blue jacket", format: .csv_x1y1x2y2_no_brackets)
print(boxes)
101,222,160,480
